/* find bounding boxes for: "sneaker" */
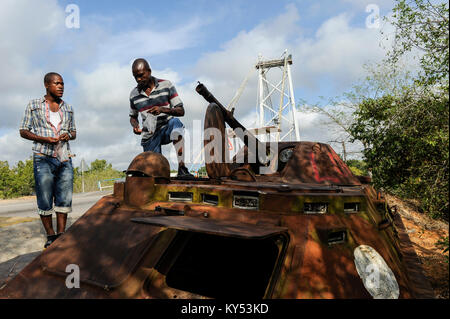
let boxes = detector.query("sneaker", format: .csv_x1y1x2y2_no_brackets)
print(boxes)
177,166,195,179
44,233,62,249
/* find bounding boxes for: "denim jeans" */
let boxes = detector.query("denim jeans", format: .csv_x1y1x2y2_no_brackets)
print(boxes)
33,153,73,216
142,118,185,153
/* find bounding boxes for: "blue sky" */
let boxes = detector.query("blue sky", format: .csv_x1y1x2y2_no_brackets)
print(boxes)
0,0,398,170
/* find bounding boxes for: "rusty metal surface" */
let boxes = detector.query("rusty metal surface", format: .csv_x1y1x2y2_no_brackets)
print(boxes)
126,151,170,179
203,103,232,179
220,140,362,186
196,83,265,161
281,142,361,185
276,212,413,298
124,176,156,207
131,215,288,239
0,180,430,299
39,197,162,288
0,83,433,300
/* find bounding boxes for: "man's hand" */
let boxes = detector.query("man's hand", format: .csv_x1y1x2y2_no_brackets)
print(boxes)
59,133,70,142
133,126,142,135
46,137,60,144
149,106,162,115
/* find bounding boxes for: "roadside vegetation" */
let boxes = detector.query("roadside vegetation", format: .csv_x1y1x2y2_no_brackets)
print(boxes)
0,158,124,198
73,159,125,193
301,0,448,223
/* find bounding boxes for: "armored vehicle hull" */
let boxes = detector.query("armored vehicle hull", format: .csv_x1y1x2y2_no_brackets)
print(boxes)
0,84,434,299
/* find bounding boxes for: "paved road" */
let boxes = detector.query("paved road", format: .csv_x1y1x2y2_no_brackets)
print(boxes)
0,191,112,218
0,191,113,289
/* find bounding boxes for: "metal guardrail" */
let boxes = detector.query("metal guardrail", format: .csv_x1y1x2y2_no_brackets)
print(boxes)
97,178,124,191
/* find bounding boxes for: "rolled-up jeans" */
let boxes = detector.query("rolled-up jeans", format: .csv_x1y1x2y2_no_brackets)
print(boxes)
142,118,185,153
33,153,73,216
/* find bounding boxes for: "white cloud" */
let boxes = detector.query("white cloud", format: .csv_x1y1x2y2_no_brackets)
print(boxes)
68,63,194,170
0,132,32,164
0,0,205,169
97,18,205,63
0,1,398,169
179,5,390,160
0,0,65,130
294,13,387,90
340,0,394,10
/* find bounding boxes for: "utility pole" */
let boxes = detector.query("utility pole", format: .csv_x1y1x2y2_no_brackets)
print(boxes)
341,141,347,162
80,158,87,193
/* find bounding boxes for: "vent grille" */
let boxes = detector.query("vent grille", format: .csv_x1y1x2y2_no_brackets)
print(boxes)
304,203,328,214
202,194,218,206
327,230,347,245
168,192,193,202
344,202,360,213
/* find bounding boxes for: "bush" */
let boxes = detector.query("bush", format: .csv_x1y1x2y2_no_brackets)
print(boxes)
73,159,125,193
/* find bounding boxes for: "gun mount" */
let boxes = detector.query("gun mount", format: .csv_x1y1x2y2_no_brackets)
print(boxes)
0,83,434,300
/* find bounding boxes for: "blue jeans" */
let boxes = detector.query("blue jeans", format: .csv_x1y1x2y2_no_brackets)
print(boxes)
142,118,185,153
33,153,73,216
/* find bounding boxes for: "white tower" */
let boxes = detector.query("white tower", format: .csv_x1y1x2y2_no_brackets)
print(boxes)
256,51,300,142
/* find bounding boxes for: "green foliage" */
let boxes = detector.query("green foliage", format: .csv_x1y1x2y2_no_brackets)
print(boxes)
350,91,449,219
344,0,449,220
73,159,124,193
386,0,449,88
0,161,14,198
345,159,369,176
0,158,124,198
13,159,34,197
0,158,34,199
89,159,111,172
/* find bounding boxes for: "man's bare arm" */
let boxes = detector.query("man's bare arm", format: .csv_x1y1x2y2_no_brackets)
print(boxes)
130,116,142,135
19,129,59,144
149,105,185,117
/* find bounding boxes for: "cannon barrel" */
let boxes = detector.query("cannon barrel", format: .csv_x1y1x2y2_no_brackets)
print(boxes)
196,82,268,164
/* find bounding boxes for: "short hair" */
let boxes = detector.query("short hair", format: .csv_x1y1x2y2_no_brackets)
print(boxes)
132,58,151,71
44,72,62,84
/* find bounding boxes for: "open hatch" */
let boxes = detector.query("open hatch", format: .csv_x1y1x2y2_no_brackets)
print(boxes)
132,216,289,298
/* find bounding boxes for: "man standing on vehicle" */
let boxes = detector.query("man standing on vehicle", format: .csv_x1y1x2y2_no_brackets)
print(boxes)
19,72,76,248
129,58,193,178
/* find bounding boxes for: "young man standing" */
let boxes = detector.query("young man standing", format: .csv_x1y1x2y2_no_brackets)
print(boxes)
129,58,193,178
19,72,76,248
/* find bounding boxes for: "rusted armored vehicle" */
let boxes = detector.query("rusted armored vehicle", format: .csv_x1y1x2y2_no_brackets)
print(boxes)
0,83,434,299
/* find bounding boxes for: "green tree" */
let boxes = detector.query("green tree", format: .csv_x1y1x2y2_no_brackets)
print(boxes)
0,158,34,198
348,0,449,219
345,159,369,176
89,159,111,172
0,161,14,198
73,159,124,193
13,158,34,196
385,0,449,87
350,91,448,219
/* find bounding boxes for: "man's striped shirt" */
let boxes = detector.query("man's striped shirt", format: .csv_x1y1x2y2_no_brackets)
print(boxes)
19,98,76,157
129,77,183,142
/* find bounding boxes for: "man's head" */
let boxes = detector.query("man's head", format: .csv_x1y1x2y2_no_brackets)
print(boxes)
132,58,152,91
44,72,64,98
